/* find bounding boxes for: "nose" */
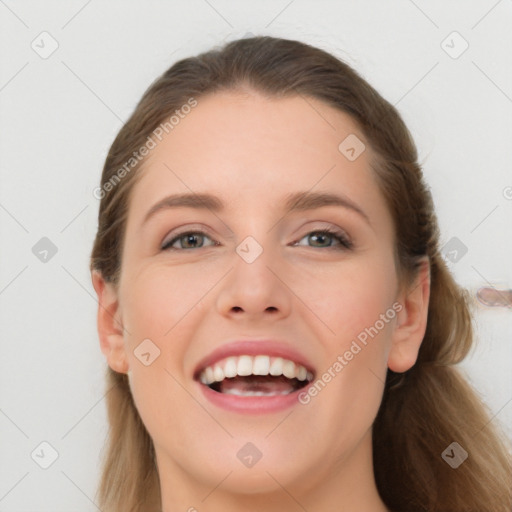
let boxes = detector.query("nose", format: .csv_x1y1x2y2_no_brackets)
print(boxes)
215,242,292,322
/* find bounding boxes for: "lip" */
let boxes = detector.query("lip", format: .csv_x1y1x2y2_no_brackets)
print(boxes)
192,339,316,379
192,339,316,415
196,379,314,414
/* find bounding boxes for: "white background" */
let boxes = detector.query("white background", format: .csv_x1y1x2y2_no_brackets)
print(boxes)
1,1,511,510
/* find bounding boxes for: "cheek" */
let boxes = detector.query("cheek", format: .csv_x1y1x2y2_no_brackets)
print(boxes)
290,250,396,344
303,266,394,449
121,268,209,446
122,264,212,339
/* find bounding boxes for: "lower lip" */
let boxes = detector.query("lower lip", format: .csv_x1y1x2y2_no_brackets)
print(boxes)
197,381,312,414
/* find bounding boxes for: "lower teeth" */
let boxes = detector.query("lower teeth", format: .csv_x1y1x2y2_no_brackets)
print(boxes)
221,388,293,396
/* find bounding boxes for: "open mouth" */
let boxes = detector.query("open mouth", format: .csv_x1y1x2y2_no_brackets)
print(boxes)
194,355,315,397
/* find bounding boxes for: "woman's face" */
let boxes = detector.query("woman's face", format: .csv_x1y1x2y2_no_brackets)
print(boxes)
95,89,426,498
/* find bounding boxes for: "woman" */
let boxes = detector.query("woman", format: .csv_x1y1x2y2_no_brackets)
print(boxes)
89,36,512,511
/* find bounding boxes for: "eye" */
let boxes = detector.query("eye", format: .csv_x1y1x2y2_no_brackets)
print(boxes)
161,231,217,251
294,229,353,250
160,228,353,251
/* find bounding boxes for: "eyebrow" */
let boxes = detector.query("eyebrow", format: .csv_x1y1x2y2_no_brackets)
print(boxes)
142,191,371,226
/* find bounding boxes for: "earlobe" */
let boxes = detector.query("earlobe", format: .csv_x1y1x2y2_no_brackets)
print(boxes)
388,259,431,373
91,270,130,374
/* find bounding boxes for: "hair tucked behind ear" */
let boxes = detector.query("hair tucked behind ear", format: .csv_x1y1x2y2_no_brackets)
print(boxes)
90,35,512,511
374,257,512,511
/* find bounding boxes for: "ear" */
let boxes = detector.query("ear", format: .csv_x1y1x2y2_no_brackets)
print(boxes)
388,258,431,373
91,270,129,374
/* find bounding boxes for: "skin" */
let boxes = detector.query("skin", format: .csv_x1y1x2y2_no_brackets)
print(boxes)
92,89,430,512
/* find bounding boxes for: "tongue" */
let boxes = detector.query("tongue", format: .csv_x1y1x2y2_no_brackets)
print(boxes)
219,375,296,394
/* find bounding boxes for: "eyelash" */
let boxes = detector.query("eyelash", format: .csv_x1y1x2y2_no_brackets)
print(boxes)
161,228,353,251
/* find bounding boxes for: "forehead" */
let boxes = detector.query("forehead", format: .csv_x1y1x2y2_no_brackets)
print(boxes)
127,90,389,224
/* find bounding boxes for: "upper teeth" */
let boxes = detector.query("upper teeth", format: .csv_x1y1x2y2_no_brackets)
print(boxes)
198,355,313,386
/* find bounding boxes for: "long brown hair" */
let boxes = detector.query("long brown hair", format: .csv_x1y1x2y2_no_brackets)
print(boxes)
90,36,512,511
